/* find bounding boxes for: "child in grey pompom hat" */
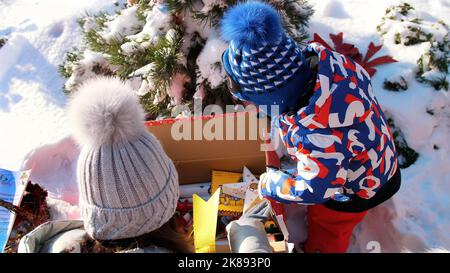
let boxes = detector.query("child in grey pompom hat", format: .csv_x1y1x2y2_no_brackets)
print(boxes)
18,77,196,253
18,76,268,253
67,76,180,241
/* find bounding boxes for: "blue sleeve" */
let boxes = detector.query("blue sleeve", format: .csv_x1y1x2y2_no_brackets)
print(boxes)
259,122,352,204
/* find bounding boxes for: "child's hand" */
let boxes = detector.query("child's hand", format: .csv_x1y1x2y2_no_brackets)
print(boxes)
226,199,273,253
241,199,272,222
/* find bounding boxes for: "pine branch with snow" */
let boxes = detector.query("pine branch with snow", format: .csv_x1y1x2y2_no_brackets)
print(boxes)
58,0,314,119
416,35,449,91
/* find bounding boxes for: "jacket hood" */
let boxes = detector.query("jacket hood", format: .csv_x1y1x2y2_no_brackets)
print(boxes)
293,43,375,130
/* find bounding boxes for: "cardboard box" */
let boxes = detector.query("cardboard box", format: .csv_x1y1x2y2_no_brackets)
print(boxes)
146,111,269,185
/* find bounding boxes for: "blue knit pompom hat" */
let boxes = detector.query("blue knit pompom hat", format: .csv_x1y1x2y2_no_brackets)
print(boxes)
221,1,312,115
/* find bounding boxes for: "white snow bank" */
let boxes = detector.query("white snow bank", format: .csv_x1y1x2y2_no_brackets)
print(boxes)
0,0,125,222
0,0,125,170
21,137,80,205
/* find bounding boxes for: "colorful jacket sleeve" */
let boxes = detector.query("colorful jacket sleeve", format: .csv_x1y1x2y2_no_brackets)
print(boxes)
259,115,352,205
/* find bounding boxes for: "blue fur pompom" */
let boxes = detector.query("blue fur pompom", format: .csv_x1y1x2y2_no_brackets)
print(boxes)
220,1,283,46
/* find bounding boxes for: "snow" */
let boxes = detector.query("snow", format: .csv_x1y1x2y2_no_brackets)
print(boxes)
100,4,173,54
306,0,450,252
129,63,156,96
196,36,228,88
21,137,80,204
1,0,449,252
0,0,122,171
120,40,141,55
126,3,172,45
321,0,351,19
182,2,214,39
101,5,143,42
64,50,112,92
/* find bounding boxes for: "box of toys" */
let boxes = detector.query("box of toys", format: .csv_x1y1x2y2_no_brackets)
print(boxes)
146,111,289,253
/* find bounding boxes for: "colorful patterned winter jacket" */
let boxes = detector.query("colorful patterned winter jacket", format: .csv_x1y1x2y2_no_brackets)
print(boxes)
259,42,399,205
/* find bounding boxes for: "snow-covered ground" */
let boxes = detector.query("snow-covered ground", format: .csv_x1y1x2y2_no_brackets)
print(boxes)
0,0,449,252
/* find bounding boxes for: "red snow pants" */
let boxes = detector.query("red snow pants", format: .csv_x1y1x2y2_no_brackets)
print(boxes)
304,204,368,253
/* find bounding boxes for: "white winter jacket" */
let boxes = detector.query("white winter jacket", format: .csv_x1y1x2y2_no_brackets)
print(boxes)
18,220,172,253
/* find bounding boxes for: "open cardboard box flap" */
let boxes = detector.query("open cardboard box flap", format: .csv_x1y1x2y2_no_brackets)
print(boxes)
146,111,269,185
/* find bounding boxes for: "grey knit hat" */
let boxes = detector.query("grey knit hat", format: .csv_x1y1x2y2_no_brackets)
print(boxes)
67,76,179,241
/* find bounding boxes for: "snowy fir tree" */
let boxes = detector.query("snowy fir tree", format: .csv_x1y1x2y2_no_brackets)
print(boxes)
378,2,449,91
59,0,314,119
374,2,450,168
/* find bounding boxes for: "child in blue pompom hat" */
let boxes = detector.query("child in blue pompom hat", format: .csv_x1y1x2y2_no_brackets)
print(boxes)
221,1,401,253
221,1,314,115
